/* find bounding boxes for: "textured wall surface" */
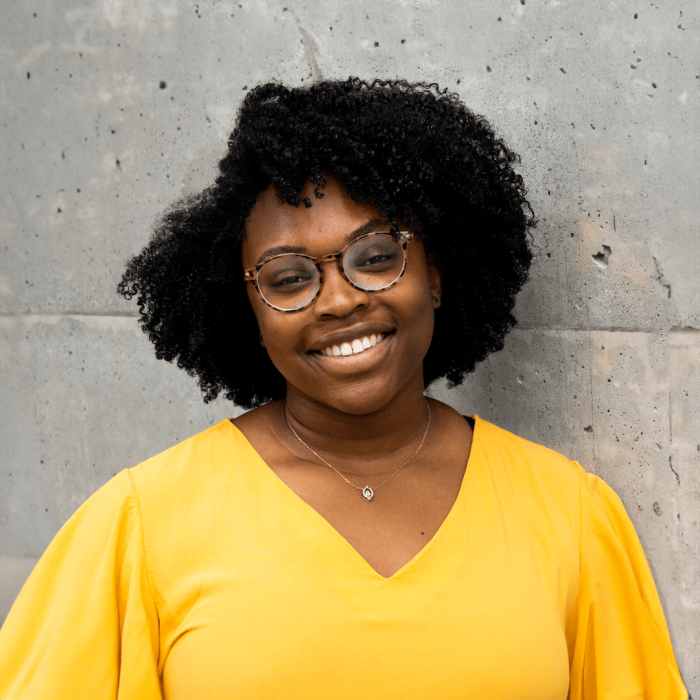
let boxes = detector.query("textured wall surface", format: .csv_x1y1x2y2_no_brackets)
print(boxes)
1,0,698,693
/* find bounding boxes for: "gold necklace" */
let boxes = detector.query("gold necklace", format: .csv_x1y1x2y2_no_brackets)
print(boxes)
285,400,431,502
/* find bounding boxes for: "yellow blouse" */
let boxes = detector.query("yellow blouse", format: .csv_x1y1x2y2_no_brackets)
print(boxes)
0,416,688,699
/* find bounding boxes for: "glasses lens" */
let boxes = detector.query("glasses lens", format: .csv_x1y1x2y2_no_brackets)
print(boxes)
257,255,319,310
344,234,405,291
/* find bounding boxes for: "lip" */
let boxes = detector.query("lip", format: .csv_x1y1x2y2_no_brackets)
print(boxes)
308,331,394,372
307,323,396,354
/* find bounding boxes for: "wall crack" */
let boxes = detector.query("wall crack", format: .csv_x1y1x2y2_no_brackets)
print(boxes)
652,256,672,299
669,456,680,486
288,9,323,83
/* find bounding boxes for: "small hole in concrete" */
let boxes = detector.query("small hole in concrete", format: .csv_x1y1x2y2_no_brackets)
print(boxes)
592,245,611,268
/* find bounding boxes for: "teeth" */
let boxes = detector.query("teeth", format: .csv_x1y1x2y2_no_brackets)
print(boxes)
320,333,387,357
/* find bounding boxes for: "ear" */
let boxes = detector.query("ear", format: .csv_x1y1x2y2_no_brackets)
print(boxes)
426,253,442,308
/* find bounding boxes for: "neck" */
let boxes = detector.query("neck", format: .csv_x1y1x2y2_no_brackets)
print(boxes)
282,369,430,471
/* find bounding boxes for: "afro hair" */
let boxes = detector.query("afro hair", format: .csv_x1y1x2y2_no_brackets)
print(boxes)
117,78,535,409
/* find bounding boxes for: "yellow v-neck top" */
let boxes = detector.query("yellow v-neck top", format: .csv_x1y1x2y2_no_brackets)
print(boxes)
0,417,687,699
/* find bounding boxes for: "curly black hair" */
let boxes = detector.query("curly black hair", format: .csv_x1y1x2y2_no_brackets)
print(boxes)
117,78,534,409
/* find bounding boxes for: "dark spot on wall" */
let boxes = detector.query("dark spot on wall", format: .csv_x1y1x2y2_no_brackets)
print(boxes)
592,245,612,268
584,426,593,433
374,41,379,47
630,64,637,69
486,65,492,72
634,13,638,18
560,67,566,74
653,502,662,516
115,158,121,170
590,124,595,129
57,208,62,213
652,82,657,88
27,72,30,79
242,85,247,90
159,81,167,89
401,39,405,43
456,78,460,84
497,16,502,21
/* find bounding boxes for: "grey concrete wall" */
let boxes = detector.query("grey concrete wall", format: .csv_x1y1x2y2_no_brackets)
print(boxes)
1,0,698,692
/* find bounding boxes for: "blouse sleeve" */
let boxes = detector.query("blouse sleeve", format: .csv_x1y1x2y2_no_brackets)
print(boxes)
567,464,688,699
0,470,162,700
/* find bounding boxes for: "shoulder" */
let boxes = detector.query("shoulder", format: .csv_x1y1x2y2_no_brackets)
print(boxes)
124,418,264,522
473,416,582,481
471,416,587,525
128,418,243,488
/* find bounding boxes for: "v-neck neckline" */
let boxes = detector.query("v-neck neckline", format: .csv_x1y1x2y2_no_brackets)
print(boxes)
223,415,480,581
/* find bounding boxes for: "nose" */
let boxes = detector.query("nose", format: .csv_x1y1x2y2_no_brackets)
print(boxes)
313,260,369,318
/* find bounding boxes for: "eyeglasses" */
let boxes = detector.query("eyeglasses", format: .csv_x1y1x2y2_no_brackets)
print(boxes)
244,231,414,312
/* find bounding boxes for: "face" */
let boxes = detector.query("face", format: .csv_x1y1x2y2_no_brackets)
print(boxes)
242,175,441,415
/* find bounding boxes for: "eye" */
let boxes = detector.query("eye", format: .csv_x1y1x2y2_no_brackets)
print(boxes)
259,256,317,293
355,247,399,268
269,270,313,288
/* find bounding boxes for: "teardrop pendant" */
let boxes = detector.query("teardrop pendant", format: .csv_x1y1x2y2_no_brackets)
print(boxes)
362,486,374,501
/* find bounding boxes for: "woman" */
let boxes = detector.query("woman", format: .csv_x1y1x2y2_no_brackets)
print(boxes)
0,79,688,698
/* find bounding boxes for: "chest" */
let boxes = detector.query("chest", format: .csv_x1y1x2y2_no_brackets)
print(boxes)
153,423,579,699
159,509,573,700
237,410,474,578
265,435,471,578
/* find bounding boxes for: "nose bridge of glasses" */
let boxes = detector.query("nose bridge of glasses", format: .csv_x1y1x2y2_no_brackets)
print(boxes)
313,259,368,315
315,251,344,266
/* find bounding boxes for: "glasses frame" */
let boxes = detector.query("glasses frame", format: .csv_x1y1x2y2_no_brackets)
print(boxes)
244,230,415,312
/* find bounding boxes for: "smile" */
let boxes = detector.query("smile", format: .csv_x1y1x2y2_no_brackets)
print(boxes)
316,333,390,357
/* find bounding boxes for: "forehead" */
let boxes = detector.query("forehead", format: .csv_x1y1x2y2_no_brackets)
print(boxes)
242,176,385,264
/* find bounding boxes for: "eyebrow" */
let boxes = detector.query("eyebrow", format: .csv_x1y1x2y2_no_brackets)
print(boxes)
255,217,386,265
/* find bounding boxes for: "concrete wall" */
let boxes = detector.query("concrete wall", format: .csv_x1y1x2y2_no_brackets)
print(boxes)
1,0,698,692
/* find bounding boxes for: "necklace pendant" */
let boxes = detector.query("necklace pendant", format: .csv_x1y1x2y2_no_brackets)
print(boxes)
362,486,374,501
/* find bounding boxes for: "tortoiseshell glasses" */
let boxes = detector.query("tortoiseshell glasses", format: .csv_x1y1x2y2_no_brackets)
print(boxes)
244,231,414,312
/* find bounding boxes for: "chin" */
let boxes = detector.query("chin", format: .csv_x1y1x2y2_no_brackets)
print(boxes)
290,366,423,417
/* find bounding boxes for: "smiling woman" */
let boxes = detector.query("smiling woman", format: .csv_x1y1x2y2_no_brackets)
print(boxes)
0,79,688,699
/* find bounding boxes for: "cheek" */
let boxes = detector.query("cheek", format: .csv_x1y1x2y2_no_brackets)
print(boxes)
247,287,297,344
254,308,307,365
